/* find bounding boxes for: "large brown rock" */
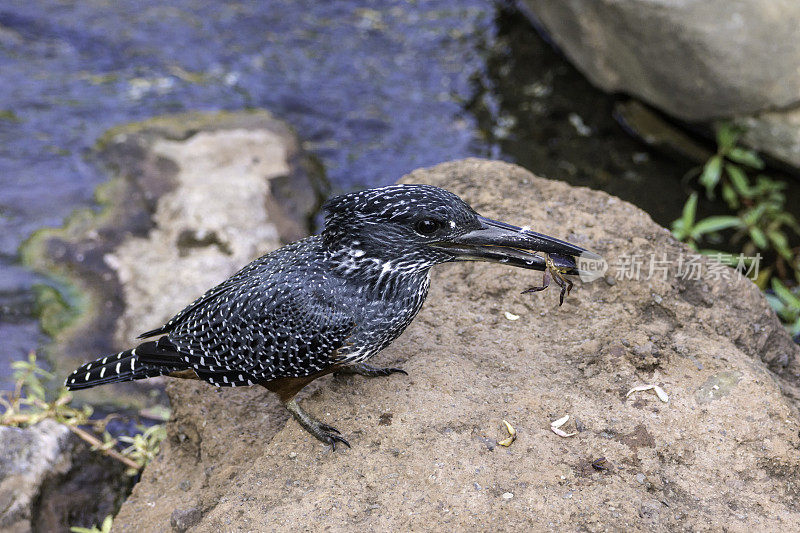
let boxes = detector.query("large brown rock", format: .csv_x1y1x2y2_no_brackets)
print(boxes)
112,159,800,531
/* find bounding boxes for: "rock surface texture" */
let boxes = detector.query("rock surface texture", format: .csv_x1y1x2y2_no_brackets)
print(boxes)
520,0,800,168
0,420,129,532
112,159,800,531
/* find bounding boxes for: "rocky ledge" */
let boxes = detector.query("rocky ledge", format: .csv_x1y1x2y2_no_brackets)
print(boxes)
0,420,130,532
109,159,800,531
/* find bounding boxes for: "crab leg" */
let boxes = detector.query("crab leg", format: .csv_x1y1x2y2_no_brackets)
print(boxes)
521,254,574,306
522,267,552,294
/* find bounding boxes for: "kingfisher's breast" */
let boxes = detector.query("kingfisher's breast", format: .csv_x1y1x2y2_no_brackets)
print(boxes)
338,270,431,363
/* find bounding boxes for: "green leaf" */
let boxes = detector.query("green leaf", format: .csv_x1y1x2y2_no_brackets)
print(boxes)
772,278,800,309
670,220,686,240
743,203,767,226
28,381,46,402
765,293,784,313
754,267,772,290
672,193,698,241
749,227,768,249
682,193,698,229
767,230,793,260
699,156,722,198
721,183,739,209
727,147,764,169
754,175,785,193
716,123,742,153
791,317,800,336
725,163,751,195
692,216,743,237
782,213,800,235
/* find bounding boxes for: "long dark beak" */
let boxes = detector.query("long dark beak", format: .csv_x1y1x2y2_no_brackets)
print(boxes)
430,216,602,276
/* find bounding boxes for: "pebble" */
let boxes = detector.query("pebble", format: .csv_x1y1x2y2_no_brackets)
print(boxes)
652,293,663,304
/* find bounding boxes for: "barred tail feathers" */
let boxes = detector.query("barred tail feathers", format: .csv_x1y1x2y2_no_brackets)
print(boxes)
65,343,187,390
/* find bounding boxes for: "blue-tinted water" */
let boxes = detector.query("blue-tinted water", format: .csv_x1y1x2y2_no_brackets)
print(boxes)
0,1,499,391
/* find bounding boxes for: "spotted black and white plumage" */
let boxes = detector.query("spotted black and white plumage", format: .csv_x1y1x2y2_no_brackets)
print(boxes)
66,183,600,448
66,184,482,391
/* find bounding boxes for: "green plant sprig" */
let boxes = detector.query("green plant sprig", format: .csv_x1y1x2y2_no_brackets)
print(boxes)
672,122,800,334
0,352,167,474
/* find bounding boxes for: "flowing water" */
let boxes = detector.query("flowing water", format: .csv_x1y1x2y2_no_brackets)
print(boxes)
0,1,727,392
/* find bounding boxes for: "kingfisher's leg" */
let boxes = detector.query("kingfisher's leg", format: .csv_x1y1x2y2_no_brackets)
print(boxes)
262,374,349,450
284,398,350,450
334,362,408,377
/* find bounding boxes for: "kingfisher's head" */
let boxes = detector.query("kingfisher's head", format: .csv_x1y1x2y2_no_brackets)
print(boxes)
322,183,599,276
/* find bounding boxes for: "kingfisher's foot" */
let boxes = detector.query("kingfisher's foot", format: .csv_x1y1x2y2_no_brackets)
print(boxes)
334,362,408,378
285,399,350,450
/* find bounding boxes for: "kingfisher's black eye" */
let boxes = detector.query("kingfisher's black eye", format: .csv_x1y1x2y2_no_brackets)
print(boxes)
414,218,442,236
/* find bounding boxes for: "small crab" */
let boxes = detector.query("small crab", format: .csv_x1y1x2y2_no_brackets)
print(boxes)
522,253,575,305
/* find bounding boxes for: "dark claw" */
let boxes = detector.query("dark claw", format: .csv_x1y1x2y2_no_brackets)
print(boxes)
383,367,408,376
285,399,350,448
523,267,552,295
328,434,351,451
556,276,573,306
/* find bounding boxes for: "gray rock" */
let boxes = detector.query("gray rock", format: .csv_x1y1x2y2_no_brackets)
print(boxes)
0,420,130,532
108,159,800,531
170,507,202,532
737,108,800,170
0,420,70,532
520,0,800,169
520,0,800,121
